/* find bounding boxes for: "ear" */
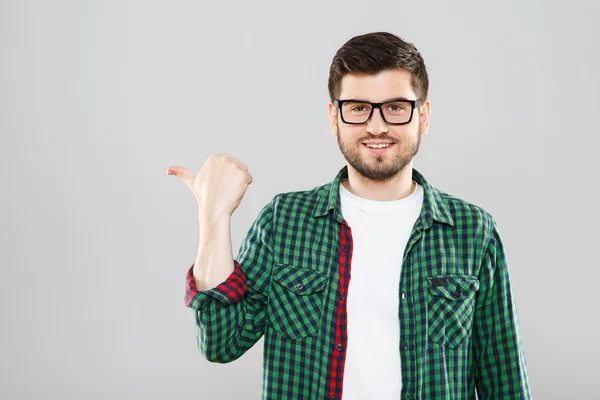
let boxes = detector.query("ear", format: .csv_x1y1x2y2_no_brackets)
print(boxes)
328,102,339,137
418,99,431,135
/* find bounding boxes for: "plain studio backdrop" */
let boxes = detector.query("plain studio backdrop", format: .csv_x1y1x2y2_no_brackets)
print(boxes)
1,0,598,399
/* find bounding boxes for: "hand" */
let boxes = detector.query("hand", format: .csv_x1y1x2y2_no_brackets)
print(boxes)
166,153,253,219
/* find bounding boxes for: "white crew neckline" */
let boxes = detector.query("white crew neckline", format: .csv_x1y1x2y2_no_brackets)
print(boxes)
339,179,421,211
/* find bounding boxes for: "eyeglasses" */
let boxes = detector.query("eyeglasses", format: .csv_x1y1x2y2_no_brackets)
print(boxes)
333,98,422,125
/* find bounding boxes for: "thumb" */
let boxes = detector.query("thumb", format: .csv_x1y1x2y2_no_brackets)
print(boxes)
166,166,195,187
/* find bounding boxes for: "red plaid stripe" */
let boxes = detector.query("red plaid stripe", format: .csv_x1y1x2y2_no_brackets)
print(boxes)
184,260,248,307
328,220,353,399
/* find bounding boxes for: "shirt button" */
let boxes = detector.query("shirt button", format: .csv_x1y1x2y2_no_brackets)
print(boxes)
341,245,349,252
402,341,409,350
335,343,343,351
455,288,462,296
296,283,304,291
340,293,346,300
401,292,406,300
330,396,336,400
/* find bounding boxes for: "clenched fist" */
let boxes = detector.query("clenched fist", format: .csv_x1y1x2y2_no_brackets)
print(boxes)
166,153,253,220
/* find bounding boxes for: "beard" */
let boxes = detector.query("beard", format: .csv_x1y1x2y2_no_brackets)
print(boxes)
336,119,422,182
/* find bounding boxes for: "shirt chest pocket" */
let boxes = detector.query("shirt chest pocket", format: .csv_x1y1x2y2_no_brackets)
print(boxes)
426,274,480,349
267,263,330,339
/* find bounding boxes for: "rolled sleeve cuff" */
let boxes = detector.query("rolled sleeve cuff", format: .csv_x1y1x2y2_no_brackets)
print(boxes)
184,260,248,310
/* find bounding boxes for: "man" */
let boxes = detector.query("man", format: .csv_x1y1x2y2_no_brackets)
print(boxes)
167,32,532,399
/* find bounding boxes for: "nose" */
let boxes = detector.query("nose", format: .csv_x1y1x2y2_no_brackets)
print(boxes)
366,107,388,135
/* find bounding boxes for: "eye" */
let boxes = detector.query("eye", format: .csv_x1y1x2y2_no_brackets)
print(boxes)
386,104,405,112
343,102,371,114
384,102,409,114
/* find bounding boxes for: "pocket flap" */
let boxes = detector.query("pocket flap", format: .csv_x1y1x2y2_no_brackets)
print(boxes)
427,274,480,301
273,264,329,295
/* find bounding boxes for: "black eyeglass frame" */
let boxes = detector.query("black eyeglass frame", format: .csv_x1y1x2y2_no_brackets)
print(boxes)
333,98,422,125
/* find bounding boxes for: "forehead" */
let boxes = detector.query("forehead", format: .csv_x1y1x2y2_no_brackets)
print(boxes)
339,68,416,101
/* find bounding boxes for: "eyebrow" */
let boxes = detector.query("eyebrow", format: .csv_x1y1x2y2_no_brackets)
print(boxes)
344,96,413,103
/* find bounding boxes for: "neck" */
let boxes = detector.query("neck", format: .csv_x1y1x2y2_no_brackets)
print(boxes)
341,163,416,201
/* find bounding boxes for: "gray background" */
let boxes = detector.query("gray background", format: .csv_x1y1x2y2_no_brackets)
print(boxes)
2,0,599,398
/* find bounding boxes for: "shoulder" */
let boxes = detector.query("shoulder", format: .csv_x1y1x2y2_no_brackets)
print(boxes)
431,185,497,242
270,181,330,214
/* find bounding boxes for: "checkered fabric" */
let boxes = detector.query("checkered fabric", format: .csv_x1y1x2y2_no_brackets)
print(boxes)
185,165,532,399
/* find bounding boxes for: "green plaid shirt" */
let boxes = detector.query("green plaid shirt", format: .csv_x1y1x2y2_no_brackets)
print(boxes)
184,165,532,399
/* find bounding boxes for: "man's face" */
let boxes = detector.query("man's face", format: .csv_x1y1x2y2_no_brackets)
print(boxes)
328,68,431,182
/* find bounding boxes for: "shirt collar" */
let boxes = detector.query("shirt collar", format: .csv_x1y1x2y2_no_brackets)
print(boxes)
312,165,454,229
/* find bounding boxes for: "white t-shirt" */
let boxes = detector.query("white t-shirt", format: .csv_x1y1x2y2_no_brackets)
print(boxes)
339,178,424,400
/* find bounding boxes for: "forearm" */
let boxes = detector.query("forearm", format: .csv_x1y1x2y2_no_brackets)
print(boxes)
193,212,235,291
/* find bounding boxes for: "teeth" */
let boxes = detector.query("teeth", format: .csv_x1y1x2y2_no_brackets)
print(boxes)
366,143,392,148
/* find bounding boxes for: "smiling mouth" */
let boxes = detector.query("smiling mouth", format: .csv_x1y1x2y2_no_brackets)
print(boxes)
362,143,395,151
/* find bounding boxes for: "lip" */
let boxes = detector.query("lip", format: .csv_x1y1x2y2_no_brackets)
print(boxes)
362,142,395,154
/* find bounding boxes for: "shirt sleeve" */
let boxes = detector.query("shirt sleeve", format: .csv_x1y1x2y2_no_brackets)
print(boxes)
184,260,248,310
473,216,532,399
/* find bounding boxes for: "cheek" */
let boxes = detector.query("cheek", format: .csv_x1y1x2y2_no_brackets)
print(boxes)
391,126,415,139
338,126,363,140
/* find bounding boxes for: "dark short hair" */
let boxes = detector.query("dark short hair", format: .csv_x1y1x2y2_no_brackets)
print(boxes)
328,32,429,102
